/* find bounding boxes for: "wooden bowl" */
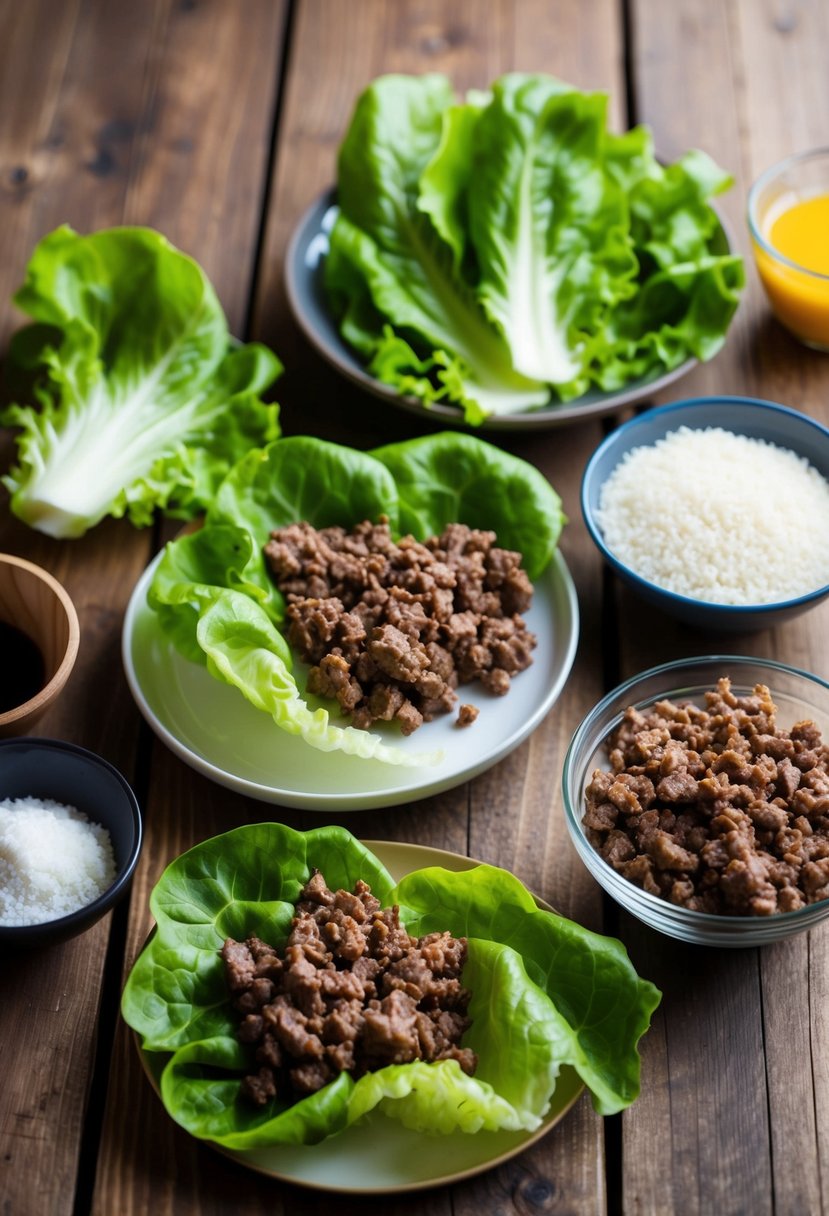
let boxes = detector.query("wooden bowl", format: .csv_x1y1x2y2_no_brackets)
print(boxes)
0,555,80,736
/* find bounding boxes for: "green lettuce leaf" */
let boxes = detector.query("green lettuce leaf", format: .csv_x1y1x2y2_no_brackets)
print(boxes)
149,430,559,763
1,226,281,537
121,826,660,1148
195,590,439,766
325,74,549,417
395,864,660,1115
325,72,743,423
468,75,638,396
123,824,397,1051
371,431,564,579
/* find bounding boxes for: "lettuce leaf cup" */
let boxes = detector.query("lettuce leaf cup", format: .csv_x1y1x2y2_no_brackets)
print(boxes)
121,824,660,1150
147,431,565,767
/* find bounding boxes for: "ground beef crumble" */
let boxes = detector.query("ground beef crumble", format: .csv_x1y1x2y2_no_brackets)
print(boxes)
222,869,476,1106
263,518,536,733
583,677,829,916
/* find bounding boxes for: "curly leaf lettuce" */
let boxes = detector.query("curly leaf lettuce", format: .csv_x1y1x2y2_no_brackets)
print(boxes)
121,825,660,1148
2,226,281,537
325,73,744,422
149,431,564,763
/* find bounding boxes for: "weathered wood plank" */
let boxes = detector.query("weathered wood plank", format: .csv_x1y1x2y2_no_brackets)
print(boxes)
0,3,167,1212
87,2,289,1212
251,1,627,1213
0,2,286,1215
622,3,829,1214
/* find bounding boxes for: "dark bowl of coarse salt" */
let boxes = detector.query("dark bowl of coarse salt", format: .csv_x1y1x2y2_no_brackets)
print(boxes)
0,738,142,948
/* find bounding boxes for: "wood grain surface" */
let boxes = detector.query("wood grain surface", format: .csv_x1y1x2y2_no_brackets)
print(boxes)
623,5,829,1214
1,0,828,1213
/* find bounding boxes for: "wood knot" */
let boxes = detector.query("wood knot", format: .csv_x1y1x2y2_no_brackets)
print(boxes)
515,1174,558,1212
85,147,116,177
2,164,32,198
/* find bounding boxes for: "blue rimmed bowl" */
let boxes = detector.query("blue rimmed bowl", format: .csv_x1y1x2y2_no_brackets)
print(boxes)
581,396,829,631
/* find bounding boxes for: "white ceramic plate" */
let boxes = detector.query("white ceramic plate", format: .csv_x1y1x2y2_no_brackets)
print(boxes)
284,188,704,432
122,550,578,809
137,839,585,1193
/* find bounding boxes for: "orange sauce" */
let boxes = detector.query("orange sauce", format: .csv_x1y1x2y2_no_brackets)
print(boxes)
753,192,829,349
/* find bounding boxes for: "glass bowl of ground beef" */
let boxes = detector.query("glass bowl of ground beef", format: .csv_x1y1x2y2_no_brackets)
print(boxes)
581,396,829,631
562,655,829,947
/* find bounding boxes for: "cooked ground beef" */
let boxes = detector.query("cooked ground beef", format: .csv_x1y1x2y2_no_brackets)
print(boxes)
222,870,476,1106
263,518,536,733
584,677,829,916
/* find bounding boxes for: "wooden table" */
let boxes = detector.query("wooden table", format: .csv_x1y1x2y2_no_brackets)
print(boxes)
1,1,828,1212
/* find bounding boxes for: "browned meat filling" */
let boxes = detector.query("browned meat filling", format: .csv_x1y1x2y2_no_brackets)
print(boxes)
263,518,536,733
222,869,477,1106
584,677,829,916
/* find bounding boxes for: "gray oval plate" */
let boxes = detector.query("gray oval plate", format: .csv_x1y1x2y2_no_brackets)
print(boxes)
284,187,703,432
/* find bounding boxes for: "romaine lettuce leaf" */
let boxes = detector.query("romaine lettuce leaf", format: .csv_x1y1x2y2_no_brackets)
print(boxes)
325,73,743,423
121,826,660,1147
1,226,281,537
325,74,549,418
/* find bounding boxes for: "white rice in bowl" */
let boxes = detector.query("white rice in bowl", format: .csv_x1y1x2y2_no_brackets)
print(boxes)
595,426,829,605
0,797,117,926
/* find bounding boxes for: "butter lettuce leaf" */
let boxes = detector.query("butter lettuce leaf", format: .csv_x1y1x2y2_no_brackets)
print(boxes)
2,226,281,537
371,431,564,580
122,826,660,1148
149,431,561,763
395,864,660,1115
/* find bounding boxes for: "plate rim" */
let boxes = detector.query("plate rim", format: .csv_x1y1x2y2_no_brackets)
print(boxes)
134,837,587,1194
284,185,701,432
121,548,579,809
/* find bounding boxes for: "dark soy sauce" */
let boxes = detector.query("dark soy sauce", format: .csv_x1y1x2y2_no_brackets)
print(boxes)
0,621,46,712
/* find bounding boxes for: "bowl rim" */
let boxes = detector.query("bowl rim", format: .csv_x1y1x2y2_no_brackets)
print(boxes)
747,146,829,283
0,554,81,728
0,736,143,938
580,395,829,614
561,653,829,929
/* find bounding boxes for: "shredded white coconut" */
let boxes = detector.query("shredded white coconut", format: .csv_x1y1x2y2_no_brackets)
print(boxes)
0,797,116,926
595,426,829,605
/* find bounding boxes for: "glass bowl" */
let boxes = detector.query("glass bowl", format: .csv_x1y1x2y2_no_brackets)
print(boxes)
562,656,829,948
748,147,829,350
580,396,829,631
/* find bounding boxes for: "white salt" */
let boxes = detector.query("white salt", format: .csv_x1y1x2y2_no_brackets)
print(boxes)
0,796,116,926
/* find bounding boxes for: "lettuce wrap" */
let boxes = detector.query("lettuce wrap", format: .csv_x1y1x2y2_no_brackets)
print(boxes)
148,431,565,766
121,824,660,1147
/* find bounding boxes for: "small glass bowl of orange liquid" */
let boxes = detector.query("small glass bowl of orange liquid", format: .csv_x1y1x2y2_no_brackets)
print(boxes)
748,147,829,350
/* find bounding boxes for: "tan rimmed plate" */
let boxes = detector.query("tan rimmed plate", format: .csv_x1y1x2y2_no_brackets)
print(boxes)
136,839,586,1194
